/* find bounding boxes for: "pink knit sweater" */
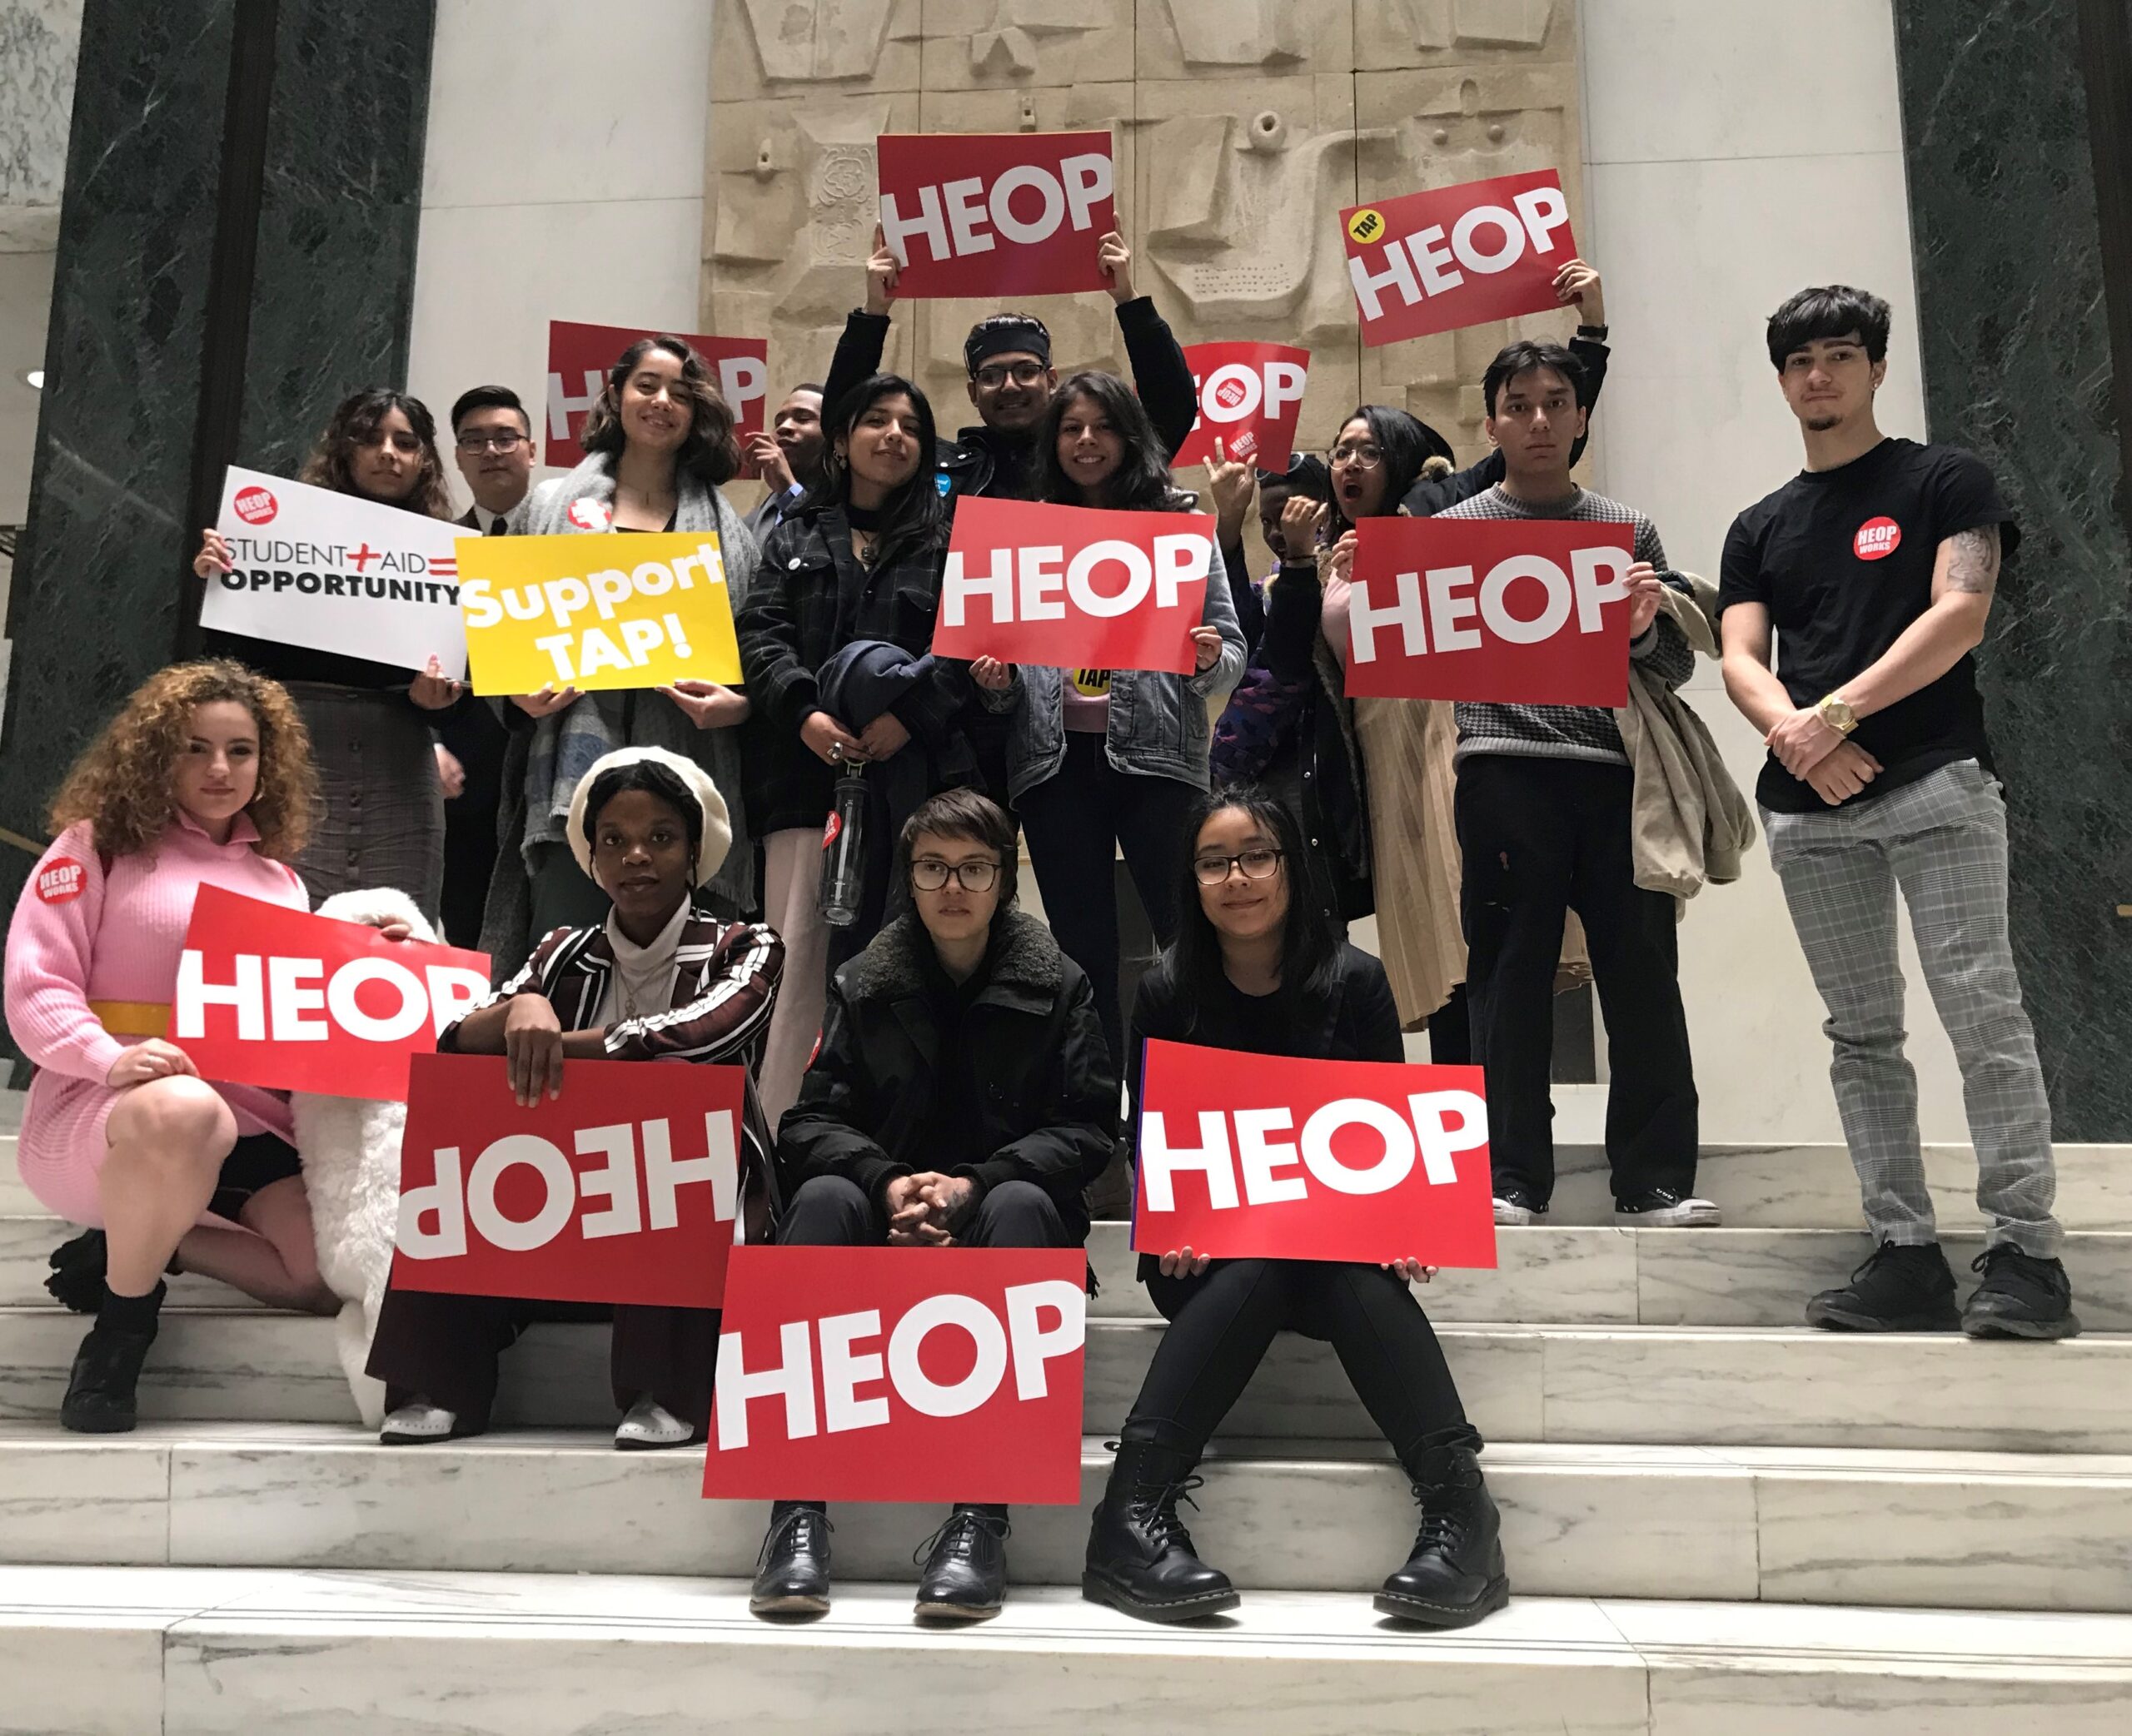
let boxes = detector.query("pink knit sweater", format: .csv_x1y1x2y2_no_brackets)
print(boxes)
7,813,308,1082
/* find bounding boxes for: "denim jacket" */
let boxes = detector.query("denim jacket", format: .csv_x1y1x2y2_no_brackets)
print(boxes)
979,530,1247,803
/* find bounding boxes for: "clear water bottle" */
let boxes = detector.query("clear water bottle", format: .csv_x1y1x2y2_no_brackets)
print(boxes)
819,764,868,927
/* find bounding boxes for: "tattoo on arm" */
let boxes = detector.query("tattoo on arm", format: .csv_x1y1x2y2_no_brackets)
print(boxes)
1942,525,2000,596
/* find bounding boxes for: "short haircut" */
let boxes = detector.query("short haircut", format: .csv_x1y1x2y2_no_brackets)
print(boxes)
450,385,531,436
898,787,1018,908
1765,285,1892,371
1482,341,1587,418
787,381,824,398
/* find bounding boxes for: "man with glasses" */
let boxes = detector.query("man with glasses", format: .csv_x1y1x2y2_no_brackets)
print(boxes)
817,223,1197,500
449,385,537,532
753,788,1114,1624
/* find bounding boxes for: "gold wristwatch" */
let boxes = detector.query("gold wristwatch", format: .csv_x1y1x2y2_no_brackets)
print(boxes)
1816,693,1859,735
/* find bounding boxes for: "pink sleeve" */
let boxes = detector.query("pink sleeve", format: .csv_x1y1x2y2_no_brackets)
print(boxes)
4,826,127,1084
1321,574,1354,669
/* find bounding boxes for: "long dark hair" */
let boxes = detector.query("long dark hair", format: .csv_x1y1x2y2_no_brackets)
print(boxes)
1163,786,1341,1031
1038,370,1176,512
298,389,454,520
811,372,945,570
1326,404,1452,537
580,335,740,486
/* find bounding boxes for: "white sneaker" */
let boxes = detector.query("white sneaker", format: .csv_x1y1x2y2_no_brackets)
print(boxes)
1614,1189,1721,1228
1493,1191,1544,1226
380,1398,457,1445
615,1396,695,1450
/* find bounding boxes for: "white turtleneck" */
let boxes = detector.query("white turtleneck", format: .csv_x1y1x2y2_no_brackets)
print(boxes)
593,898,690,1029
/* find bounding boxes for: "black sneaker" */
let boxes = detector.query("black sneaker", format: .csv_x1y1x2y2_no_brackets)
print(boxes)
1492,1186,1546,1227
1805,1241,1959,1332
1962,1246,2080,1341
1614,1188,1721,1228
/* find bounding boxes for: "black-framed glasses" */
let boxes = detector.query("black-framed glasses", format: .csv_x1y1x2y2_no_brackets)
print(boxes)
1327,440,1383,469
1192,848,1284,886
456,430,529,454
911,857,1001,893
972,361,1048,390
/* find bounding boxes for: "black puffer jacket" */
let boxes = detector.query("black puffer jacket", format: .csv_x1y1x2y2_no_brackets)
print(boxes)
776,909,1118,1241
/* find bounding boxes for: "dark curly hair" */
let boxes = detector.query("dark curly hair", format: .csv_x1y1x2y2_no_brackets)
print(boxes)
47,660,317,861
297,389,455,520
1038,371,1178,513
580,335,740,486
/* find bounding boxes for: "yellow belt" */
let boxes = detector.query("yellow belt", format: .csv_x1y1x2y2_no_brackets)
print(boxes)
90,1000,171,1038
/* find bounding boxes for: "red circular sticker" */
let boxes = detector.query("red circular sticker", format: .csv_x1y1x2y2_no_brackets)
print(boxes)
36,857,87,903
567,496,612,531
820,811,842,850
233,485,277,525
1213,376,1248,411
1854,516,1902,560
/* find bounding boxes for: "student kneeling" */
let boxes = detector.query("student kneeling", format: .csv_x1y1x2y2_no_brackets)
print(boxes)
366,748,783,1450
750,789,1116,1624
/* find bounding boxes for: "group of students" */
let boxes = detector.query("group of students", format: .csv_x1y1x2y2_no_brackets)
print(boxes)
1,236,2080,1632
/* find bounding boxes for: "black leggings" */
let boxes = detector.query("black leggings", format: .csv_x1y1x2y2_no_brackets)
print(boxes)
1124,1258,1480,1463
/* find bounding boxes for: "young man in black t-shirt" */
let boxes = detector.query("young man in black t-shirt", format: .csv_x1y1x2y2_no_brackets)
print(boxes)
1717,285,2075,1340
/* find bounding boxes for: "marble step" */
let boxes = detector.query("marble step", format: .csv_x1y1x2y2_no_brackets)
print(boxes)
0,1216,250,1309
4,1306,2129,1450
7,1420,2130,1614
8,1564,2132,1736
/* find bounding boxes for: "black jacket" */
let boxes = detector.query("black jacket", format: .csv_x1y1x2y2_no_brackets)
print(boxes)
1129,942,1403,1093
1400,331,1612,517
821,297,1200,498
776,909,1118,1241
735,505,971,834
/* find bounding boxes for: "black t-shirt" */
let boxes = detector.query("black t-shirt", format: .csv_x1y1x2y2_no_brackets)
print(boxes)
1718,438,2020,813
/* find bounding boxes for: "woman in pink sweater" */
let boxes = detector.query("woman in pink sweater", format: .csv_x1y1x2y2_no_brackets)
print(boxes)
5,659,332,1432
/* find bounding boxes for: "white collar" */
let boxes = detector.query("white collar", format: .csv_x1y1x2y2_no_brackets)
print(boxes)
605,898,690,968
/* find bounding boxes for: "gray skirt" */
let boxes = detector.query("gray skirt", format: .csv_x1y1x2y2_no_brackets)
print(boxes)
284,681,444,921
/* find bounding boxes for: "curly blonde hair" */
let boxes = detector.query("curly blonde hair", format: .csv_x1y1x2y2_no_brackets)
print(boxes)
47,661,317,861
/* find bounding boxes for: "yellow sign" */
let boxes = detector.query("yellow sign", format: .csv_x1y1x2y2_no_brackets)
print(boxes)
1345,207,1386,246
455,531,744,695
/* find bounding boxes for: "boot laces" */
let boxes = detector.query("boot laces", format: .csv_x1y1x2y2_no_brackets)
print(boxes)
912,1508,1011,1567
757,1505,831,1570
1128,1475,1206,1554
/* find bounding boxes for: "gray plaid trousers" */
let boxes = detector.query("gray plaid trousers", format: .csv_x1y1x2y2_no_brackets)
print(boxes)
1762,759,2060,1256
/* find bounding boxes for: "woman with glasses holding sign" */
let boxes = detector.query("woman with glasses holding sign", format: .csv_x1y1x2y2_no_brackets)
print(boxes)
1082,787,1505,1629
750,788,1113,1624
971,371,1246,1075
193,390,464,920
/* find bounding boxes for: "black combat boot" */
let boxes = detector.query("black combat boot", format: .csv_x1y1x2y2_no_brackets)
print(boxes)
750,1500,832,1616
1375,1441,1510,1628
914,1505,1011,1622
1082,1440,1239,1622
59,1281,165,1435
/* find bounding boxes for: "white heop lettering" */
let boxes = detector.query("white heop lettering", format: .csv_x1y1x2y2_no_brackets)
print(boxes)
880,153,1113,264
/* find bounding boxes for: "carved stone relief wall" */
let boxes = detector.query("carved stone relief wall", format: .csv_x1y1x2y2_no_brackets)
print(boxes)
703,0,1585,480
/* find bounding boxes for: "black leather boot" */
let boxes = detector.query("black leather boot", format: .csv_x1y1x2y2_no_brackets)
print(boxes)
1082,1440,1239,1623
914,1505,1011,1622
1375,1442,1510,1627
750,1501,832,1616
59,1282,165,1435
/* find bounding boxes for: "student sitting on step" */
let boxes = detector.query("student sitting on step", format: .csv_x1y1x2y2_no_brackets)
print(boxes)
1082,787,1508,1629
750,788,1116,1626
366,747,783,1451
6,662,341,1435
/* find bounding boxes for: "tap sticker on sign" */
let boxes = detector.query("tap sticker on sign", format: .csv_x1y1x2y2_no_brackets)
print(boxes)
703,1246,1087,1505
1133,1040,1497,1269
932,496,1213,675
1171,343,1312,472
456,530,745,694
200,467,466,677
876,131,1116,300
391,1053,747,1309
544,321,769,474
1342,170,1577,347
172,887,491,1101
1342,516,1636,708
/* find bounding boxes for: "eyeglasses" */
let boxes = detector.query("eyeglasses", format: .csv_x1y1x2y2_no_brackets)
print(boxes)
972,361,1049,390
1327,441,1383,470
911,857,1001,893
456,430,528,454
1192,848,1284,886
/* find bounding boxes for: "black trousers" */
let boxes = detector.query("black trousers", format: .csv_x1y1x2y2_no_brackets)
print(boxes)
1017,734,1200,1072
1125,1258,1478,1463
780,1173,1073,1251
366,1286,719,1435
1455,756,1699,1207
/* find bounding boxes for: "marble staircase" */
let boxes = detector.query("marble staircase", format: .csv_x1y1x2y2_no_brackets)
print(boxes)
3,1115,2130,1733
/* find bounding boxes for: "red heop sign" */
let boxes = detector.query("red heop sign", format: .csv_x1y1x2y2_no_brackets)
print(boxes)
875,132,1116,300
1342,170,1577,347
545,321,769,472
391,1053,745,1309
1132,1041,1497,1269
1342,516,1636,707
172,887,491,1100
703,1247,1087,1505
932,496,1211,675
1171,343,1312,471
